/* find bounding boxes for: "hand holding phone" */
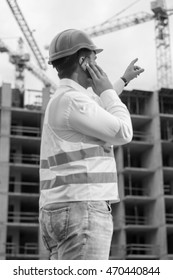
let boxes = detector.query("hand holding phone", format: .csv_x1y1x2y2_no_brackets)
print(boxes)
86,63,113,96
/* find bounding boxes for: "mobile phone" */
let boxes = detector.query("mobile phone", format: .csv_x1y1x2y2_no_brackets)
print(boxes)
80,57,89,71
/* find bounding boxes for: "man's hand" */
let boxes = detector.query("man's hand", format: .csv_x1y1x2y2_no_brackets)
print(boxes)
86,63,113,96
122,58,144,83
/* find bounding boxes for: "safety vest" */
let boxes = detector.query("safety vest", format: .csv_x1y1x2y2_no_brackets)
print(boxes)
39,90,120,208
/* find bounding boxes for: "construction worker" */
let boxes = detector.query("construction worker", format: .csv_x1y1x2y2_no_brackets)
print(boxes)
39,29,144,260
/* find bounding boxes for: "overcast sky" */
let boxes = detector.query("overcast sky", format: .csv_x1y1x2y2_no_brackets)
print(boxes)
0,0,173,103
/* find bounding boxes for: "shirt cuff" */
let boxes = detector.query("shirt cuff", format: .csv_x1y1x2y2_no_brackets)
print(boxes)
113,78,125,95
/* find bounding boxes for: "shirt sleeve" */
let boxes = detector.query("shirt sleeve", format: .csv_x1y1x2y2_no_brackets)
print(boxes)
67,89,133,146
113,78,125,95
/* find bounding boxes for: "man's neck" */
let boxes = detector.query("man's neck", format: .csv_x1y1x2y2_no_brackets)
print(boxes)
70,73,88,89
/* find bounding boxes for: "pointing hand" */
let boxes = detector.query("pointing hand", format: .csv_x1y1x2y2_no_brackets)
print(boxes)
122,58,144,84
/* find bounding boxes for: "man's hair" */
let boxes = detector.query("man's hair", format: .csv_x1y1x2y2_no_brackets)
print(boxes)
52,48,92,79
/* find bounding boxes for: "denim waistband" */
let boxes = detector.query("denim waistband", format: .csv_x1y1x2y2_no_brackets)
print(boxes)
42,200,111,211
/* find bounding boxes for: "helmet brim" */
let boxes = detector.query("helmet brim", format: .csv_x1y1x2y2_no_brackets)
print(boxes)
48,47,103,64
95,48,103,54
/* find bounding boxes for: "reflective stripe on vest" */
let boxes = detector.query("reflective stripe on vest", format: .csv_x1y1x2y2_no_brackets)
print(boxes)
40,145,113,169
40,171,117,190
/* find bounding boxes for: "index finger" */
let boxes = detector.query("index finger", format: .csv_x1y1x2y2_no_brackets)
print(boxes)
87,63,101,78
86,63,98,79
130,58,138,66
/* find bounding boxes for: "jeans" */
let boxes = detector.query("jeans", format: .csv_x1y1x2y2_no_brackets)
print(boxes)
39,201,113,260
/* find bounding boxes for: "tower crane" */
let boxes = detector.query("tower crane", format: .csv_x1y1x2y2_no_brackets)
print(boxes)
0,0,57,96
0,38,57,92
6,0,47,71
84,0,173,89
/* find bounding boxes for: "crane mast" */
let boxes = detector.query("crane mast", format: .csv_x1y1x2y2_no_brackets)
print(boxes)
6,0,47,71
84,0,173,89
9,37,30,93
151,0,173,88
0,37,29,93
0,38,57,92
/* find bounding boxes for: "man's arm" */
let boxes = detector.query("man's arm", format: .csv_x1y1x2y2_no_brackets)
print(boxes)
68,61,144,146
68,89,133,146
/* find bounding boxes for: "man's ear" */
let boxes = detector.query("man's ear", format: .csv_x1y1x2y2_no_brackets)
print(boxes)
79,56,87,71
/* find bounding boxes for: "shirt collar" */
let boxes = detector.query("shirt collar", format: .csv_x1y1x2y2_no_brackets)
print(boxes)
58,78,94,98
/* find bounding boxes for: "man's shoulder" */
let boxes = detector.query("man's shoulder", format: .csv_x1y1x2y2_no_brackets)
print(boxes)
59,87,93,103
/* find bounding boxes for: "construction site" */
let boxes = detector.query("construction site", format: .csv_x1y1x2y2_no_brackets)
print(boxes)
0,0,173,260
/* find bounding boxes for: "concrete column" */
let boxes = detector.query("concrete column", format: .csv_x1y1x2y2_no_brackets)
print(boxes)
38,87,50,259
40,87,50,131
149,90,167,259
0,83,12,259
112,146,126,259
42,87,50,112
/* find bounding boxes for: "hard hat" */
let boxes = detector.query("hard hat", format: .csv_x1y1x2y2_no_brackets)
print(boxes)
48,29,103,64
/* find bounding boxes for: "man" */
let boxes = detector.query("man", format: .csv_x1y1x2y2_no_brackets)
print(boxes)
39,29,144,260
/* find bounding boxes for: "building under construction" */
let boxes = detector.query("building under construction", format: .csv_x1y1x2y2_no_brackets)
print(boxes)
0,82,173,260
